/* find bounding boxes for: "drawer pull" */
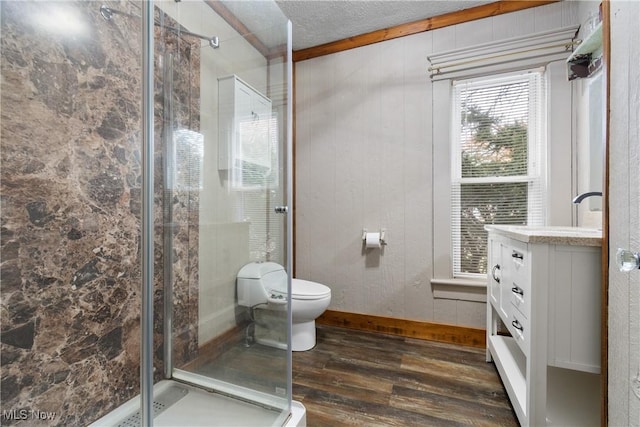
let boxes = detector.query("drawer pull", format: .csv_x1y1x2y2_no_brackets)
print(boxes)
512,251,524,260
511,286,524,296
491,264,501,283
512,319,524,331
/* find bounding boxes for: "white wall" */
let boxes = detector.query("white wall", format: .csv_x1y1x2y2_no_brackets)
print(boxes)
295,1,582,328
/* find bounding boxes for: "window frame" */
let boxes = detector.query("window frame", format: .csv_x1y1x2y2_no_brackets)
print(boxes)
450,69,547,279
429,29,577,294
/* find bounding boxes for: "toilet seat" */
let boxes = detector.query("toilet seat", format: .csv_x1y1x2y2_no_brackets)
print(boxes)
270,279,331,301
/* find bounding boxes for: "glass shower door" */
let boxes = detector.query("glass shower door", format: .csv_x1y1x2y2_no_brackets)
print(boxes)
153,1,292,425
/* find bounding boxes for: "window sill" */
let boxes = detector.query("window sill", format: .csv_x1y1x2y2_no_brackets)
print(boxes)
431,278,487,303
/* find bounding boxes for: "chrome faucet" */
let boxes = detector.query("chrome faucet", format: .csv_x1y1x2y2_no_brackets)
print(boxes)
572,191,602,204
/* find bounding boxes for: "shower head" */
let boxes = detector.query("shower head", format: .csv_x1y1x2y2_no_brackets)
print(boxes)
99,5,114,21
99,4,220,49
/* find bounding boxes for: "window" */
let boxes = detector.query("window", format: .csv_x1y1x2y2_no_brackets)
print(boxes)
451,70,546,277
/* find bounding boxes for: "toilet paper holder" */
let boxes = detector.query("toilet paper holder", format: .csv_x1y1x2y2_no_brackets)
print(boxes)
362,228,386,246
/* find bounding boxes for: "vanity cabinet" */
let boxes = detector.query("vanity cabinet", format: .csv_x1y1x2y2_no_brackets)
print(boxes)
486,226,601,426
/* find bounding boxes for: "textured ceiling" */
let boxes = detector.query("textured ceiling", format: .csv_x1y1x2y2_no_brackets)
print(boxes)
219,1,495,52
276,1,494,51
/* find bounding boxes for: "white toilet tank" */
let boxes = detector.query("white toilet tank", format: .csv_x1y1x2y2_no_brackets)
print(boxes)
236,262,288,307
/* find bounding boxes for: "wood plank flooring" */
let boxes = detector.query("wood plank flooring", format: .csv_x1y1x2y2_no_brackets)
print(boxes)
293,325,518,427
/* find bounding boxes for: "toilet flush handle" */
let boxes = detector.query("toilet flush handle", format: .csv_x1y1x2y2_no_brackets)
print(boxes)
268,293,288,305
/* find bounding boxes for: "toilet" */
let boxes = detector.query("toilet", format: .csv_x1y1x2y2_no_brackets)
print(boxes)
236,262,331,351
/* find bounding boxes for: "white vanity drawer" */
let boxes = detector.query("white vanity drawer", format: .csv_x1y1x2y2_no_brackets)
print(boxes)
509,240,531,318
509,309,529,356
510,283,529,318
509,241,530,290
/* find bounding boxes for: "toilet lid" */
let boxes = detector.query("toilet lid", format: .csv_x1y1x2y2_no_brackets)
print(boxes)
270,279,331,300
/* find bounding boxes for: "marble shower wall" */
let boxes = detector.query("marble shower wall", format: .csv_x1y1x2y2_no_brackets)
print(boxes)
0,1,201,425
153,9,201,372
0,2,143,425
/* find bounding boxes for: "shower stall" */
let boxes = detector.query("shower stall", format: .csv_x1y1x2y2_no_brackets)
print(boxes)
0,1,299,426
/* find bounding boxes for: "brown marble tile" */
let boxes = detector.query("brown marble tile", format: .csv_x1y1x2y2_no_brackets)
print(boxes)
0,2,202,425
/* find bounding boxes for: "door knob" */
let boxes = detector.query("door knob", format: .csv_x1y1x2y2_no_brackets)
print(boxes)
616,248,640,272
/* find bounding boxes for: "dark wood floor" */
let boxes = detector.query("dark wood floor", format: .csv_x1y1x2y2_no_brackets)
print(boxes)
292,325,518,427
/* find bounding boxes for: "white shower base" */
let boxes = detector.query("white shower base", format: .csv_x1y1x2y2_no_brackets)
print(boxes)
89,380,306,427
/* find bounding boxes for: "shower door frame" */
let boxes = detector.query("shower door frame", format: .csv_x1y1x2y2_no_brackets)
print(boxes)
141,1,155,425
145,2,295,423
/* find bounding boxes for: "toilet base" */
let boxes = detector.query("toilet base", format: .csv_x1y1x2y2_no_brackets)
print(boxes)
292,320,316,351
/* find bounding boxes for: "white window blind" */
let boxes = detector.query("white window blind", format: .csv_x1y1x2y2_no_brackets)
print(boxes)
427,26,578,81
451,70,547,277
232,113,285,263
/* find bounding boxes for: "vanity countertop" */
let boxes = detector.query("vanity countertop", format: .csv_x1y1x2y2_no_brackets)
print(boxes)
485,225,602,247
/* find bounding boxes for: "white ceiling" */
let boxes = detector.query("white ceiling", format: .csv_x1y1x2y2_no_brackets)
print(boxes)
276,0,495,51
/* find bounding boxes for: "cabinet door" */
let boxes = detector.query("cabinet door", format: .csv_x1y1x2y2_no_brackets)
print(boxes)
241,93,272,169
251,93,271,122
235,83,253,121
488,237,502,308
498,241,513,322
235,86,271,167
233,83,254,166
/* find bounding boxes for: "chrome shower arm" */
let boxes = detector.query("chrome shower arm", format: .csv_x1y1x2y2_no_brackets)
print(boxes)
100,5,219,49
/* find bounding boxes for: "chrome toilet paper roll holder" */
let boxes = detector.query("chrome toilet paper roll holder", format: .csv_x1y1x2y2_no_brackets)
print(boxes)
362,228,386,245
